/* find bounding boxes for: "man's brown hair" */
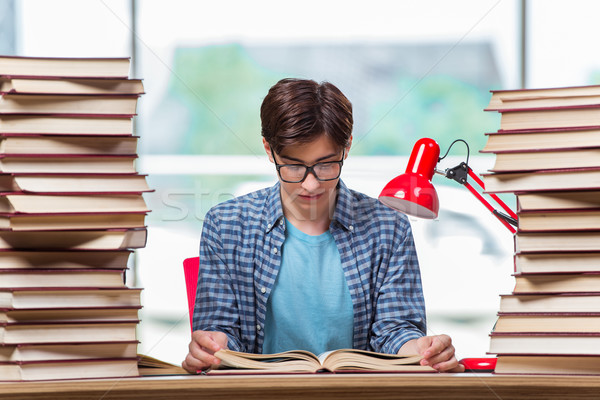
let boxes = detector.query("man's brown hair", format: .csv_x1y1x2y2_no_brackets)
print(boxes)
260,78,353,154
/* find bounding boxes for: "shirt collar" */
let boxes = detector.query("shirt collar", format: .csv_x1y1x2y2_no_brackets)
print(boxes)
263,180,355,233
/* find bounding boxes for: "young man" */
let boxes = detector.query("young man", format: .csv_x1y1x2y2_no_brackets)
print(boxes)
182,78,463,373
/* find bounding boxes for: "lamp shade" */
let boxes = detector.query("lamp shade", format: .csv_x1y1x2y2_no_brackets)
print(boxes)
378,138,440,219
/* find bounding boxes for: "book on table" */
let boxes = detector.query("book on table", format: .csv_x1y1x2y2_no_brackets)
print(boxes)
0,134,138,155
0,320,138,344
0,173,151,193
481,127,600,153
0,287,142,309
0,76,144,95
0,307,141,324
515,252,600,274
494,355,600,375
512,272,600,294
499,293,600,313
0,250,131,270
489,332,600,355
496,106,600,130
0,340,139,362
481,167,600,193
516,190,600,212
517,209,600,232
0,115,133,135
486,85,600,111
0,55,131,78
0,357,140,381
487,147,600,172
0,93,139,116
0,193,148,213
0,212,147,231
0,268,126,288
514,231,600,253
0,227,147,250
493,313,600,333
0,154,138,174
210,348,434,374
137,354,188,376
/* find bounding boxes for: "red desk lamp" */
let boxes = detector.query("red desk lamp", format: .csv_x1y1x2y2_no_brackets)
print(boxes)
379,137,518,233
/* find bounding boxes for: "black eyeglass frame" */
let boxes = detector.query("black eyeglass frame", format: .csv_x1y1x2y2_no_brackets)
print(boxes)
273,149,346,183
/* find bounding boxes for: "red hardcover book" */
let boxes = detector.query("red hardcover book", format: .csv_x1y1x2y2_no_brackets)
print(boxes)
0,268,126,288
0,173,151,194
0,134,139,155
0,287,143,309
0,192,149,214
0,249,132,270
515,231,600,253
0,115,133,135
494,354,600,375
0,227,147,250
489,332,600,355
0,76,144,95
0,341,139,362
481,126,600,153
486,85,600,111
512,272,600,294
487,147,600,173
0,94,138,116
514,252,600,274
0,56,131,78
0,154,138,174
517,208,600,232
496,105,600,131
481,167,600,193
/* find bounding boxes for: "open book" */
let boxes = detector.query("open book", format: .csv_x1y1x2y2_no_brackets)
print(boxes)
213,348,435,373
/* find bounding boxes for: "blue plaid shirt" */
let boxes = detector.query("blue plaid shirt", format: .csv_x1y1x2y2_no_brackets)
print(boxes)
193,180,426,354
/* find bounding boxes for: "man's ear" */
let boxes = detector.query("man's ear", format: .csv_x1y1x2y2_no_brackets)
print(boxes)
345,135,353,160
263,138,274,163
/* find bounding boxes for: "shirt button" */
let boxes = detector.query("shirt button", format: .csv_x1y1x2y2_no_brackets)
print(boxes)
349,225,354,231
279,220,284,226
272,247,278,254
257,324,261,331
260,287,266,294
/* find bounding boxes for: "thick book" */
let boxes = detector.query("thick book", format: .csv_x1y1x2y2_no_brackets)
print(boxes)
482,168,600,193
0,77,144,95
211,348,434,374
0,154,138,174
0,288,142,309
0,173,151,194
0,358,139,381
0,115,133,135
517,209,600,232
489,332,600,355
0,193,149,214
0,321,138,344
516,190,600,212
515,252,600,274
513,272,600,294
0,268,126,288
481,127,600,153
0,212,147,231
0,94,138,116
0,134,138,155
499,293,600,313
0,341,139,362
137,354,188,376
498,106,600,130
488,148,600,172
515,231,600,253
493,313,600,333
0,250,131,270
0,307,141,323
0,55,131,78
494,355,600,375
486,85,600,110
0,228,147,250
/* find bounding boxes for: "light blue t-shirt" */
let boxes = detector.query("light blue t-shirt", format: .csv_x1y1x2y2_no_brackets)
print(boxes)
262,219,354,355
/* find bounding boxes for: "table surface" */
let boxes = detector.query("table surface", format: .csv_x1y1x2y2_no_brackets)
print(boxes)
2,372,600,400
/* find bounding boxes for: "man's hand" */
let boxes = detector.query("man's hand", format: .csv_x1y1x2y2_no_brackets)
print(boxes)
182,330,228,373
400,334,465,373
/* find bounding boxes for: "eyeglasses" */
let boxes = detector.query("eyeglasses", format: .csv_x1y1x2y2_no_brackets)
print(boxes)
273,149,345,183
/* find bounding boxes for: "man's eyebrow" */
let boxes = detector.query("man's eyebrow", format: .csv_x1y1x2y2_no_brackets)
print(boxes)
279,152,338,163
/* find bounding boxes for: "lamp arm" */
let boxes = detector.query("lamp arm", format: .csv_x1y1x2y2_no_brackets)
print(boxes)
441,162,517,234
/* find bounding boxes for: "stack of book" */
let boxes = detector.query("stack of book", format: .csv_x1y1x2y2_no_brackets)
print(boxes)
481,84,600,375
0,56,149,381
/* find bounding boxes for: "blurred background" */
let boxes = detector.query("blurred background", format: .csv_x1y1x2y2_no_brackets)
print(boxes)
4,0,600,364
